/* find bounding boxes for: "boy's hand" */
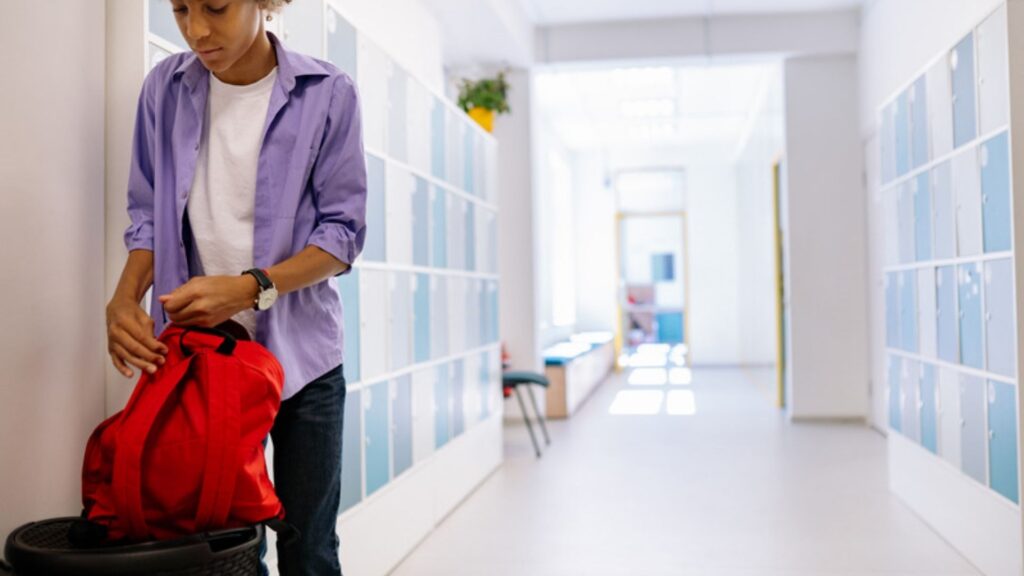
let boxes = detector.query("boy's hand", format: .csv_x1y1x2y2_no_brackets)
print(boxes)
106,298,168,378
159,275,259,328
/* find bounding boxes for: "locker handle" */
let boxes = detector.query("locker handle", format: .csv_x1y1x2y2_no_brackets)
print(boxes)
989,429,995,440
365,437,372,446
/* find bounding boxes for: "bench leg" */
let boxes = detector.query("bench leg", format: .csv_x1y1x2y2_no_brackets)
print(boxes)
526,385,551,446
514,386,542,458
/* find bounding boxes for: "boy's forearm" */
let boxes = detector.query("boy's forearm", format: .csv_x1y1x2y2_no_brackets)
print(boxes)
113,249,155,304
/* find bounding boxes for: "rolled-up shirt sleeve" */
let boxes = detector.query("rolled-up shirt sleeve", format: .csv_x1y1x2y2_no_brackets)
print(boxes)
123,74,158,253
307,73,368,276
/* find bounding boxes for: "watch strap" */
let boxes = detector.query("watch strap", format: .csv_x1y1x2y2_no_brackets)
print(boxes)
242,268,273,291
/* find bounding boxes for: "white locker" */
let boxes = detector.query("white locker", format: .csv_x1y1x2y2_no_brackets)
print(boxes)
977,4,1010,135
385,163,414,265
359,269,390,381
953,147,983,257
411,368,436,464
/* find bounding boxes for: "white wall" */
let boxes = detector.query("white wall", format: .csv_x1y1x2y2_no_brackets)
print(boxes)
0,1,108,544
572,151,618,333
782,55,868,419
735,67,785,366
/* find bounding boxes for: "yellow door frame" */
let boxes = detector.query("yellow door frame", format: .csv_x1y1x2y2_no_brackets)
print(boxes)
771,158,786,409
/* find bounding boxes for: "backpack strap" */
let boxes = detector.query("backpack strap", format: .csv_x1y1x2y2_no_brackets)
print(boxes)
111,355,196,540
193,352,244,531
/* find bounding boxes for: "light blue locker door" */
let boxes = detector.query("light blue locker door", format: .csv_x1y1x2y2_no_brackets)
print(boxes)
880,103,896,184
895,90,911,177
985,258,1016,378
988,381,1019,503
337,268,361,383
465,281,480,349
413,273,430,363
897,184,916,264
954,148,983,256
340,388,362,513
465,203,476,271
917,268,937,358
960,374,988,484
958,263,984,369
431,97,446,180
913,173,932,261
888,355,902,432
392,376,413,479
910,76,929,169
931,161,956,260
364,382,390,497
938,368,961,468
901,359,921,443
490,282,500,343
431,276,449,358
981,132,1011,253
390,272,412,371
479,352,491,420
148,0,189,51
326,7,357,78
936,265,960,363
431,186,448,268
388,68,408,163
435,363,451,449
920,364,938,454
364,155,387,261
951,33,978,149
412,177,430,267
448,197,466,271
899,271,918,353
886,272,900,349
451,359,465,438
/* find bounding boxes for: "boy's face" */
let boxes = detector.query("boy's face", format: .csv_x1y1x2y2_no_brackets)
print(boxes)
169,0,264,74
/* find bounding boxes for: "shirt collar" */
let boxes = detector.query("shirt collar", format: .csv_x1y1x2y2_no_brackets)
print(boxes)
173,31,329,94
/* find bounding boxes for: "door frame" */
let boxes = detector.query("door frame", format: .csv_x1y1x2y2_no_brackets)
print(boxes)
613,210,692,368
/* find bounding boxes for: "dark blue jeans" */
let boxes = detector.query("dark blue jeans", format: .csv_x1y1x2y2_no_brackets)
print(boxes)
260,364,346,576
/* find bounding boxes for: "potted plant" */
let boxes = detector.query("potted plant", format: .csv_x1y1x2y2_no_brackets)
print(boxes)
457,71,510,133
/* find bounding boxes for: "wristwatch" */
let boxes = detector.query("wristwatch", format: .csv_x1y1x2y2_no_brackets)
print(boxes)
242,268,279,311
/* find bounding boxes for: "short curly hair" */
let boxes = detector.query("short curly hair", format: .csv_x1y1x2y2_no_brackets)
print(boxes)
258,0,293,11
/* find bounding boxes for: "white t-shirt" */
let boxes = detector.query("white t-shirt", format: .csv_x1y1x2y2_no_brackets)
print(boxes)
187,67,279,338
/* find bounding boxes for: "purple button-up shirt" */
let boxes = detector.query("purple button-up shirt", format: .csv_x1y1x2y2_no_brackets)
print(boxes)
124,33,367,399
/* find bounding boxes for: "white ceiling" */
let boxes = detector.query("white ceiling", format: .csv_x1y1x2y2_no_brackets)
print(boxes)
534,63,776,151
521,0,862,25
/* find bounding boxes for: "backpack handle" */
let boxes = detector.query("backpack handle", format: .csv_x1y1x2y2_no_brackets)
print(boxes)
179,326,237,357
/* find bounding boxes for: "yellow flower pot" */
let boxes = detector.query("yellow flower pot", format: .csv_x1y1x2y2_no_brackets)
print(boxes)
468,107,495,133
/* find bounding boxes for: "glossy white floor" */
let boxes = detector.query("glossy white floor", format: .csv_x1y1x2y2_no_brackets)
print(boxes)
389,360,980,576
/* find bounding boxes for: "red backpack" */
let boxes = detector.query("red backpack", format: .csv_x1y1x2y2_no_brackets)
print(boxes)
80,324,286,542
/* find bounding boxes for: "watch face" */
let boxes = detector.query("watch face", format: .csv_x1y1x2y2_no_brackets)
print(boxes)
258,287,279,311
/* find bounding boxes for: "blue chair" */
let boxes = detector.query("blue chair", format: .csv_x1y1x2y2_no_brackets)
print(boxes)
502,371,552,458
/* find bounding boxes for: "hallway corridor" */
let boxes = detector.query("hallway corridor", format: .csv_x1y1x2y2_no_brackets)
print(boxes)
391,367,980,575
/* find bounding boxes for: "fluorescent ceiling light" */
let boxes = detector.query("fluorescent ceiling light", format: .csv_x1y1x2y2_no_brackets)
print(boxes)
666,390,697,415
628,368,668,386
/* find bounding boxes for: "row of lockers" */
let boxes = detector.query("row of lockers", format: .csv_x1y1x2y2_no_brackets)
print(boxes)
340,350,503,513
888,354,1018,504
879,4,1008,185
882,130,1011,266
320,5,498,203
364,154,499,274
336,268,500,386
885,258,1017,378
147,1,500,206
